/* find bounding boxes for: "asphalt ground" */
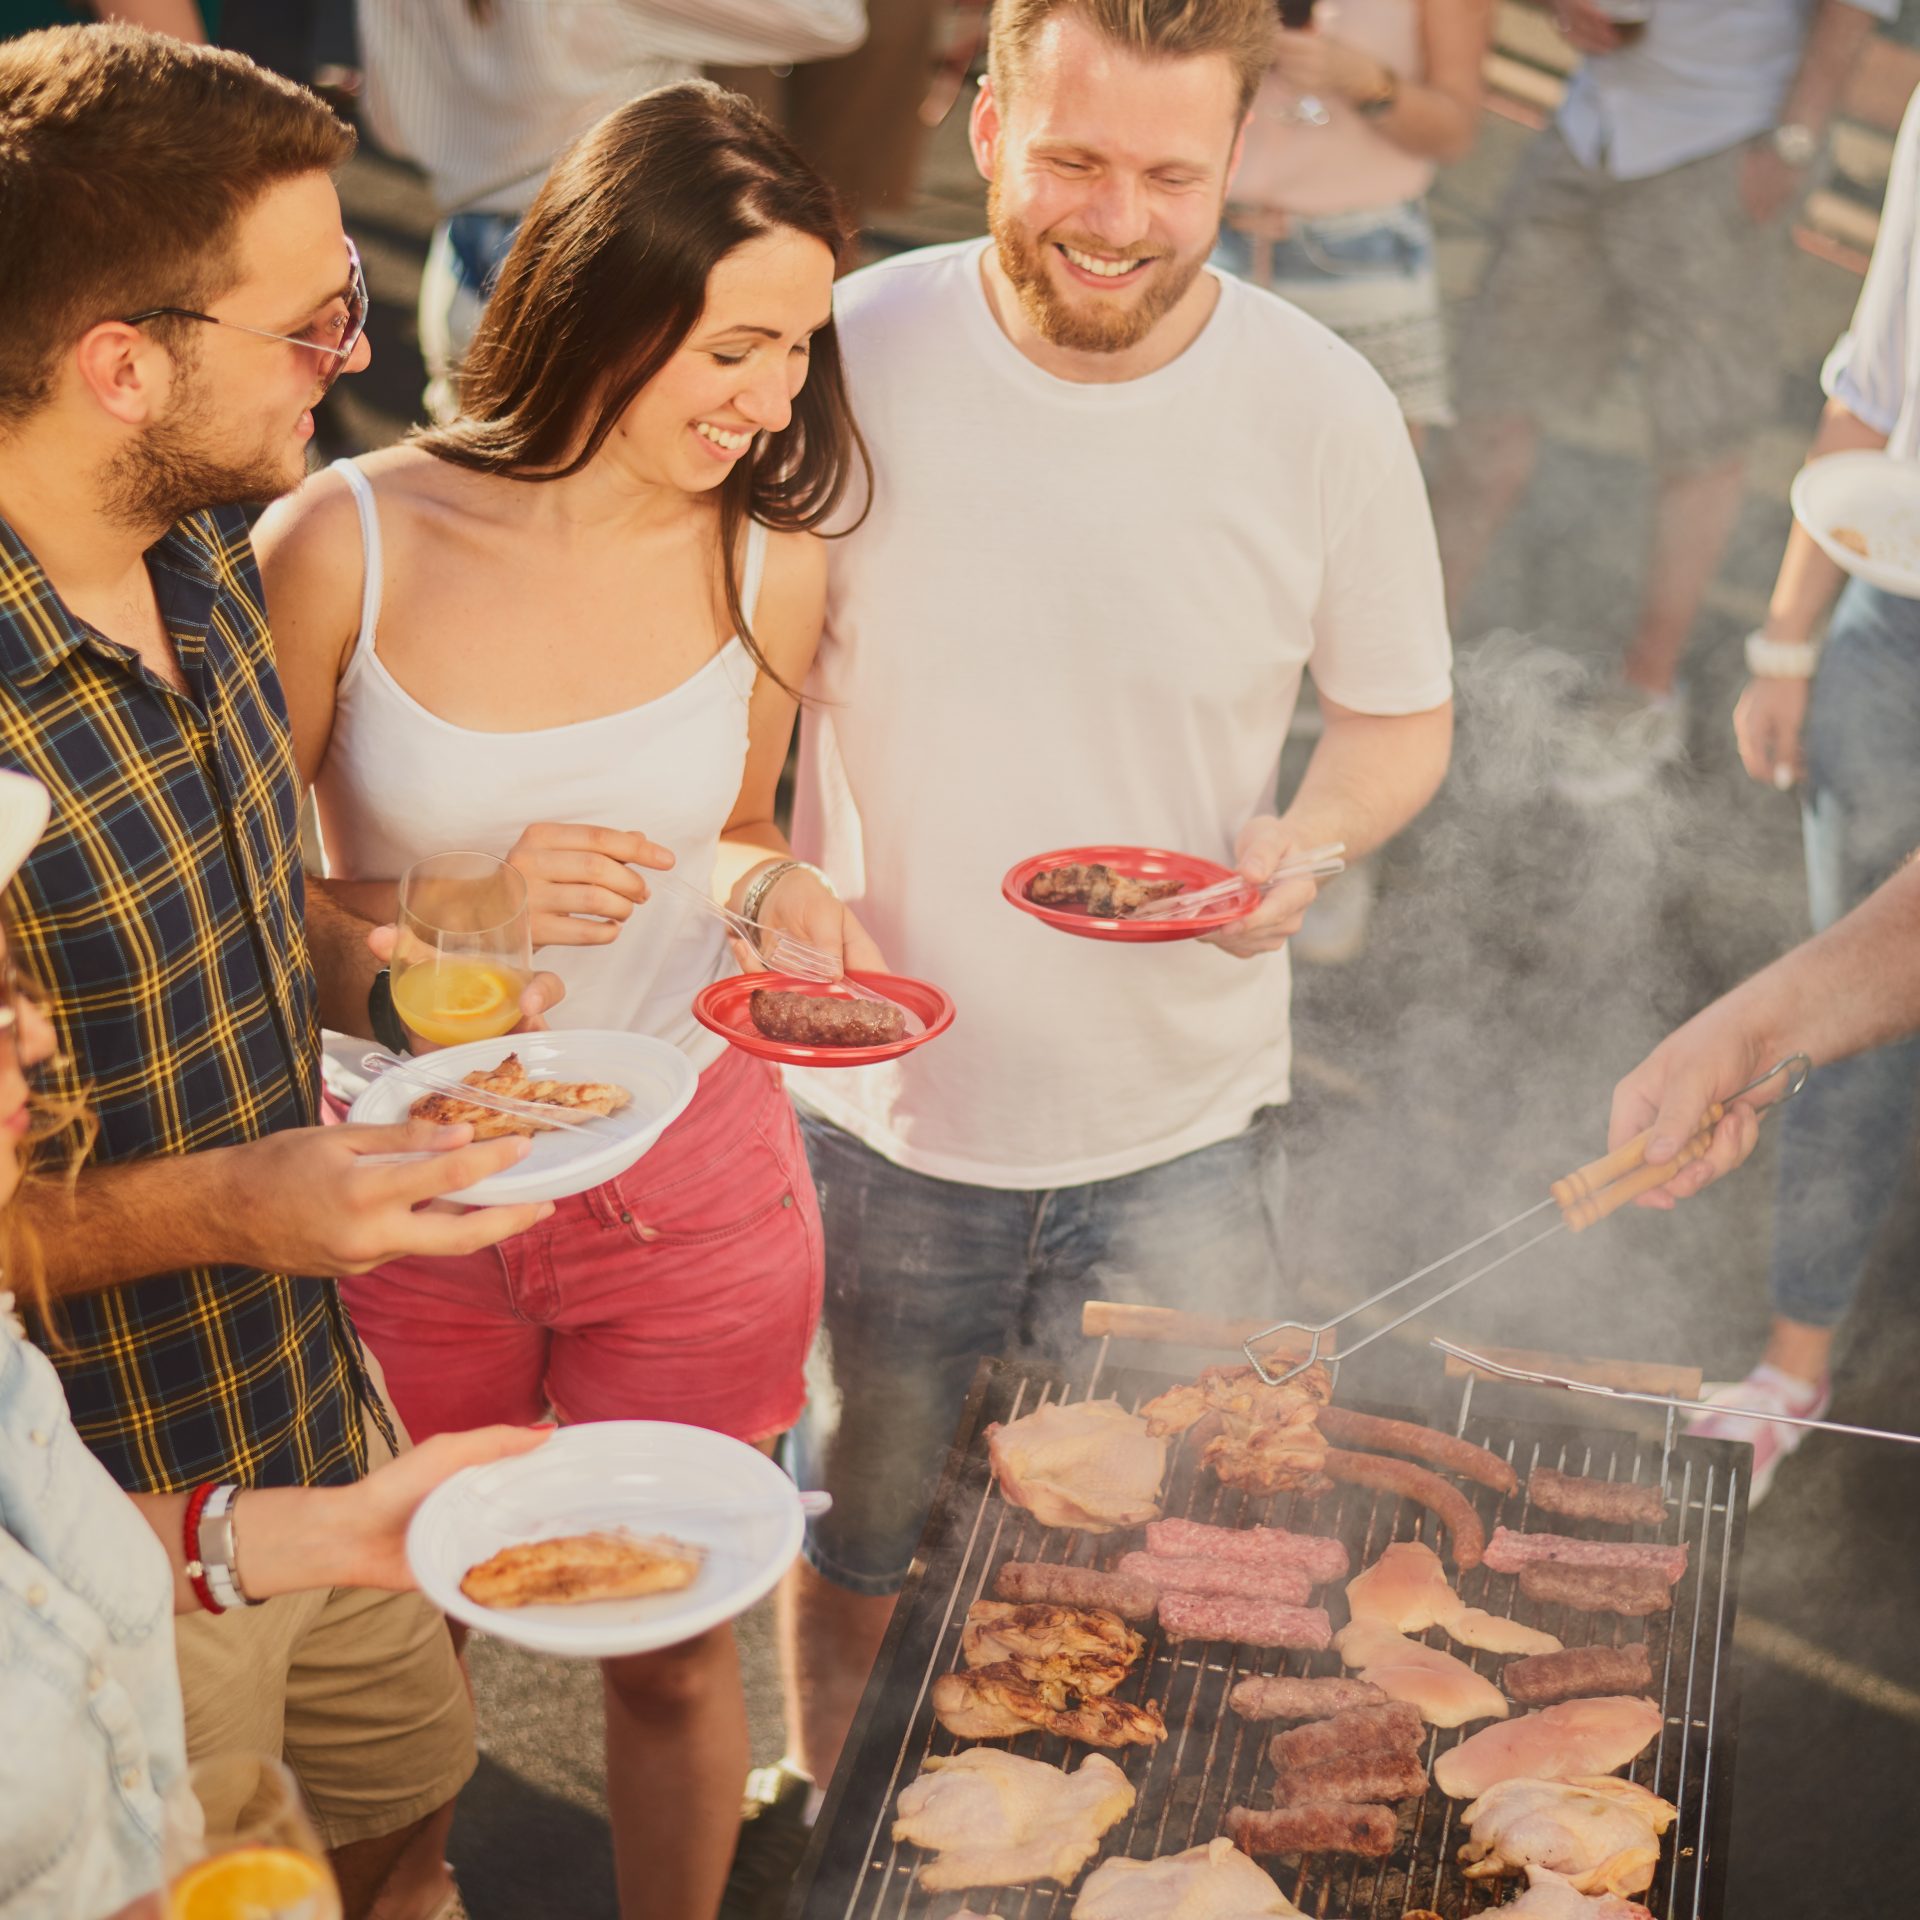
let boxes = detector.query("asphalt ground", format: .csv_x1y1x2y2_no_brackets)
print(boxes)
329,100,1920,1920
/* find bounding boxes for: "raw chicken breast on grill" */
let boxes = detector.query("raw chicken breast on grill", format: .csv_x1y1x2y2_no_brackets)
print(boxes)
987,1399,1168,1531
1500,1866,1657,1917
1333,1620,1509,1728
1460,1775,1677,1895
1434,1697,1663,1800
1346,1540,1561,1656
1073,1837,1306,1916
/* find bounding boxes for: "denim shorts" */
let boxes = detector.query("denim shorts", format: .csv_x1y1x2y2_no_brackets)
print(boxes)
788,1109,1290,1595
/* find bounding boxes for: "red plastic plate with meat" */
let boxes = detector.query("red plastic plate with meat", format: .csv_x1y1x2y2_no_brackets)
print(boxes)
1001,846,1258,943
692,970,954,1068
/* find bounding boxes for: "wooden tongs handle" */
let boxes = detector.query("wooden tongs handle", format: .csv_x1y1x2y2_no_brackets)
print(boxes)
1551,1107,1725,1233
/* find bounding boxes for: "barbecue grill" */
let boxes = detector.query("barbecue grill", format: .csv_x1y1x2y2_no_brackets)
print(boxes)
787,1314,1746,1920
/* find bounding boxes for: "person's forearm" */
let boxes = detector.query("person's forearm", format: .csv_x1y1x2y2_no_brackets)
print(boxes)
1779,0,1879,138
133,1484,357,1613
304,877,384,1037
716,822,796,915
1279,700,1453,860
1764,401,1887,644
1363,76,1478,163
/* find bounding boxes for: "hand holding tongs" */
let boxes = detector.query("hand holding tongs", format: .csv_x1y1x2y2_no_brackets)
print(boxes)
1129,843,1349,924
656,872,924,1035
1240,1054,1814,1386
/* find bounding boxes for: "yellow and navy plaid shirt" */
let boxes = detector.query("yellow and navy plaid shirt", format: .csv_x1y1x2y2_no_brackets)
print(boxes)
0,506,377,1494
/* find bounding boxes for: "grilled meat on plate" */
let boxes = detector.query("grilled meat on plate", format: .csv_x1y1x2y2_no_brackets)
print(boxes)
1026,863,1183,917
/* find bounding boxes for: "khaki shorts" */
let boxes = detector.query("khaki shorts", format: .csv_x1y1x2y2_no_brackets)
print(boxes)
173,1384,474,1849
1453,127,1784,472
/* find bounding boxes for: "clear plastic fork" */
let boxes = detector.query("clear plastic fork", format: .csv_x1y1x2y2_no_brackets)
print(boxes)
353,1048,608,1166
1128,842,1348,923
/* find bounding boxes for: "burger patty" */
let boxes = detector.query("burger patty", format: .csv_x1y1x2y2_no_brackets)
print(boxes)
748,988,905,1047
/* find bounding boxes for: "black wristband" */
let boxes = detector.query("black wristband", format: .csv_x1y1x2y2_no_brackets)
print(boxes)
367,968,411,1054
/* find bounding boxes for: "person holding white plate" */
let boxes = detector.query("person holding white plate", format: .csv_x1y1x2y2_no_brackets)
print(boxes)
1683,81,1920,1505
256,83,877,1920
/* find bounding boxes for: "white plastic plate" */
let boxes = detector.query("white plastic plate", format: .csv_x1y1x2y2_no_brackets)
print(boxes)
345,1030,697,1206
407,1422,804,1659
1789,450,1920,599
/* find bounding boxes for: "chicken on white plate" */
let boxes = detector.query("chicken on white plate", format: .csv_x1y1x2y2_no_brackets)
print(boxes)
1459,1775,1677,1895
1074,1837,1305,1916
1346,1540,1561,1656
1433,1697,1662,1800
892,1748,1136,1891
986,1399,1168,1531
1500,1866,1656,1917
1334,1620,1509,1728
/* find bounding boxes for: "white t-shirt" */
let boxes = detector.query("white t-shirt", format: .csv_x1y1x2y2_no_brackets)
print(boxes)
789,240,1452,1189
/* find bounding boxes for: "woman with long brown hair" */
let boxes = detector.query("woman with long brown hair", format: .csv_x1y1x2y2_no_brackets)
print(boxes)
255,81,874,1920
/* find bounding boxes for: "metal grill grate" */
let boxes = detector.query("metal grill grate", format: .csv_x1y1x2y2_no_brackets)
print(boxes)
789,1350,1746,1920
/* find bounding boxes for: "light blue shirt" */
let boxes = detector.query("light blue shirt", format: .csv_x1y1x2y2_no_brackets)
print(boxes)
1823,84,1920,458
1557,0,1898,182
0,1296,183,1919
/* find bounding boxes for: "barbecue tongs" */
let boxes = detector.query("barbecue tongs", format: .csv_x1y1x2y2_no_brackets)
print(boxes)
1242,1054,1813,1387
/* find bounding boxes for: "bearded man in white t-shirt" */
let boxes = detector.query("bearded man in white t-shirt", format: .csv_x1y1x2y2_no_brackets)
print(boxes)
761,0,1455,1816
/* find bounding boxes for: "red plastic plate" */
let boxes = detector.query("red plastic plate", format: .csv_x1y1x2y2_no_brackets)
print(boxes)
1001,845,1257,942
692,970,955,1068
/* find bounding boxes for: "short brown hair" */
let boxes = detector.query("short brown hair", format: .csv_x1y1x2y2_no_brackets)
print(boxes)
0,26,354,428
989,0,1274,121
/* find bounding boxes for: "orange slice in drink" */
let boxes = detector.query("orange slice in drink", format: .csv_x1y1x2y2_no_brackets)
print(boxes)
170,1845,335,1920
436,965,510,1024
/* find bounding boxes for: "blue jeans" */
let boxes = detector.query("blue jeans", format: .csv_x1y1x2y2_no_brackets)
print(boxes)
1769,579,1920,1328
789,1109,1290,1594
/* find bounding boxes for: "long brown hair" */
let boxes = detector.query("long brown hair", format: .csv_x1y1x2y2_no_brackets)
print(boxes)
414,81,871,696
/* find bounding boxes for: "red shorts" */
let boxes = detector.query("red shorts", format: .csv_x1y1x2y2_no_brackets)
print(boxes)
340,1046,823,1446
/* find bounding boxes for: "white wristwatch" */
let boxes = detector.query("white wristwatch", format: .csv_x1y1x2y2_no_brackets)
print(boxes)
1772,122,1818,168
1744,629,1820,679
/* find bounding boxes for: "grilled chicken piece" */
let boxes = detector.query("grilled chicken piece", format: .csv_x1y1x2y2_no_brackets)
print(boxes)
962,1601,1143,1694
459,1530,701,1608
1347,1540,1562,1657
892,1749,1135,1892
1139,1364,1332,1495
412,1053,631,1140
1499,1868,1656,1918
1459,1776,1677,1897
1333,1621,1509,1729
1026,863,1184,917
987,1398,1167,1532
1434,1696,1663,1800
1074,1837,1306,1916
932,1661,1167,1748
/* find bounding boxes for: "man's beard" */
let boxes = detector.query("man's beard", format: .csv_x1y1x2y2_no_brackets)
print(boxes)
102,370,308,531
987,174,1207,355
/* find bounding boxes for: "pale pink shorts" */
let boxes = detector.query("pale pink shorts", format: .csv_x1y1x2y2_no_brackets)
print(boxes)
340,1045,823,1446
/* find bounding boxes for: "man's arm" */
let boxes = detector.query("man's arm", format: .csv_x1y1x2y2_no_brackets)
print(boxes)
305,876,384,1039
1741,0,1883,222
1204,696,1452,959
1610,856,1920,1204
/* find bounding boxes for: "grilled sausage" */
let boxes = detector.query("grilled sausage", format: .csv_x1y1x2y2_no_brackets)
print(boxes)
1527,1467,1668,1529
1517,1560,1673,1617
1503,1642,1654,1705
992,1560,1157,1623
1322,1449,1488,1570
1158,1593,1332,1650
1317,1407,1519,1497
747,988,905,1047
1267,1702,1425,1769
1228,1676,1388,1723
1115,1551,1313,1608
1271,1752,1428,1807
1227,1802,1396,1858
1144,1518,1350,1585
1484,1528,1687,1585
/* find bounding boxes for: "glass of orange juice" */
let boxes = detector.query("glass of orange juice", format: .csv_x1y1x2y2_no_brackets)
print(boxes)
163,1755,340,1920
391,850,533,1049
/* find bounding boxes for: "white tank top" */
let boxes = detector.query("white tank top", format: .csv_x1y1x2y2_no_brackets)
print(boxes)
312,457,767,1068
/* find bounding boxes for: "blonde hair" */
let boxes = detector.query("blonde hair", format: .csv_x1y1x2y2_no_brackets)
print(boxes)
987,0,1275,121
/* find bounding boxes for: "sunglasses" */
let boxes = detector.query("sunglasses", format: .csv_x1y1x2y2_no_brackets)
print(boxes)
119,237,369,396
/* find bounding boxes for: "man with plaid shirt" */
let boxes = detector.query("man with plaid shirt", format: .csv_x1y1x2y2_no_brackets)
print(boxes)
0,30,559,1919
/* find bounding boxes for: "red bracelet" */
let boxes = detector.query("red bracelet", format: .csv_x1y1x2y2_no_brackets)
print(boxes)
182,1481,223,1615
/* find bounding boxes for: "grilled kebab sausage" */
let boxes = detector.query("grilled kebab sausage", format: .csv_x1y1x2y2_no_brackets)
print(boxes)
1158,1593,1332,1650
1526,1467,1667,1529
1322,1449,1487,1570
1144,1518,1350,1585
1115,1551,1313,1608
1267,1702,1425,1769
1502,1642,1655,1705
992,1560,1158,1623
1517,1560,1672,1617
1271,1752,1429,1808
747,988,905,1047
1316,1407,1519,1497
1227,1802,1396,1859
1484,1528,1687,1585
1228,1676,1388,1722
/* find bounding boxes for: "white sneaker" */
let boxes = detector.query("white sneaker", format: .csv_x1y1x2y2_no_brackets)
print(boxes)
1684,1364,1831,1507
1291,862,1375,966
1549,680,1690,807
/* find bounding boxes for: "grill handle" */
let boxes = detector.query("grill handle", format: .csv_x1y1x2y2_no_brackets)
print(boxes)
1440,1342,1703,1399
1080,1300,1330,1362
